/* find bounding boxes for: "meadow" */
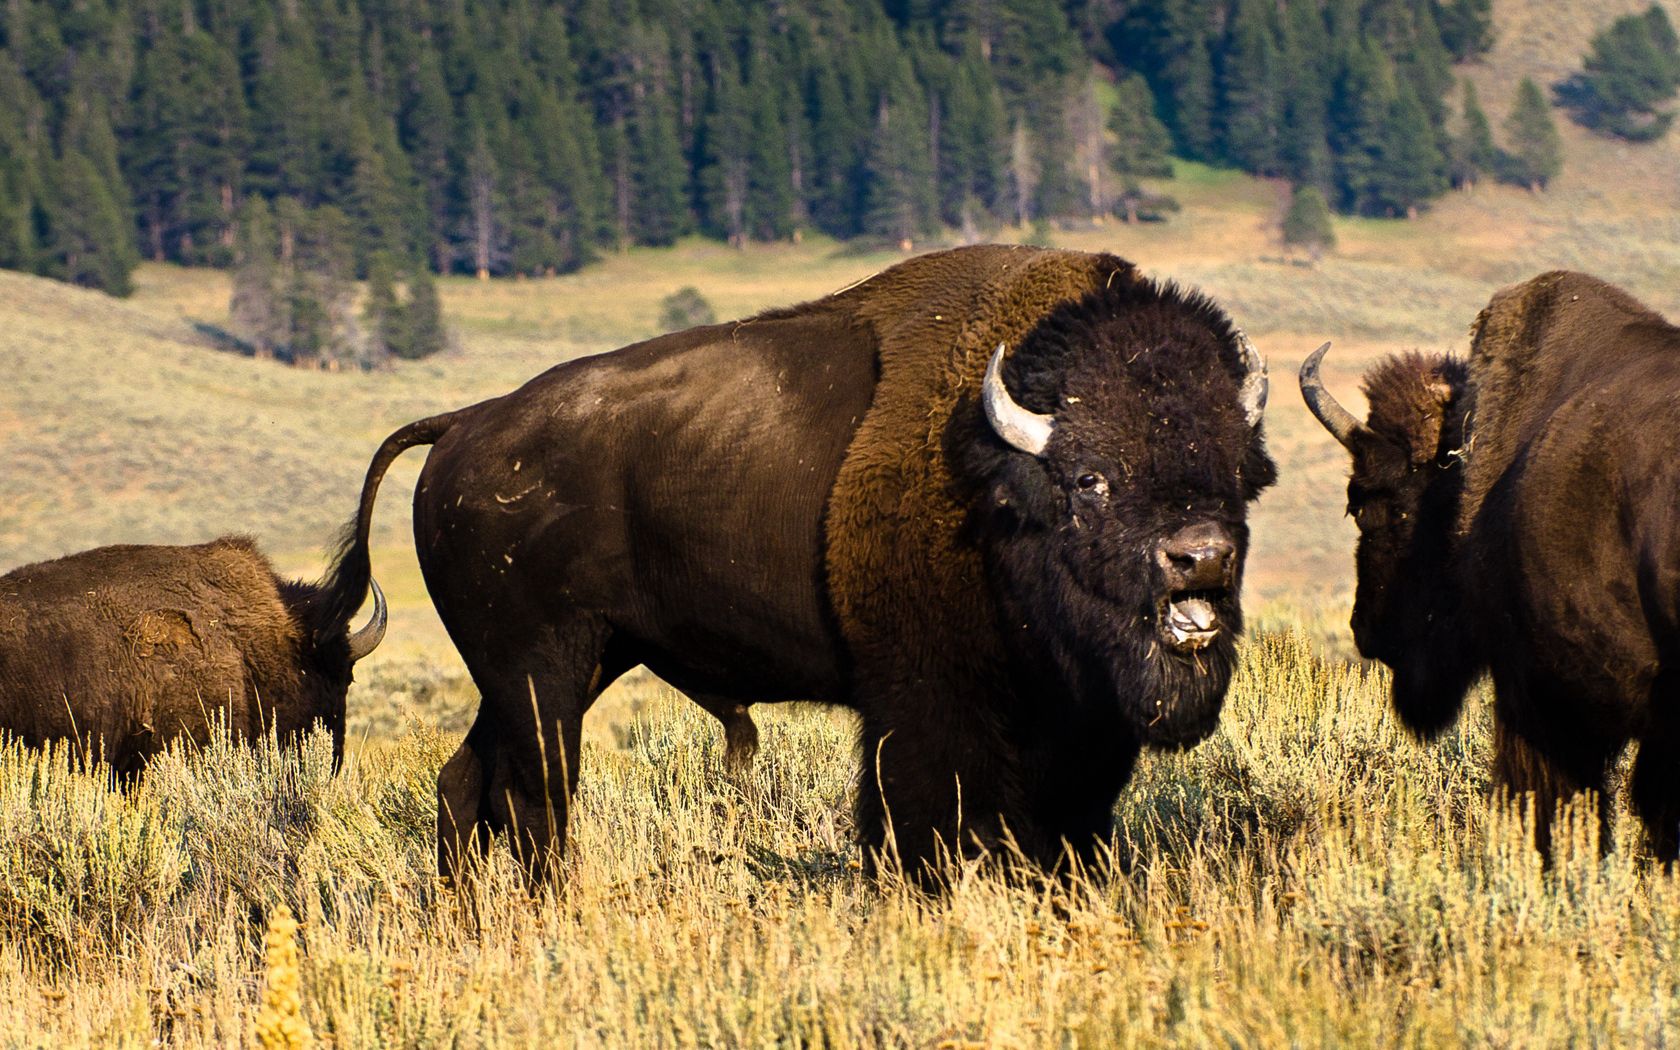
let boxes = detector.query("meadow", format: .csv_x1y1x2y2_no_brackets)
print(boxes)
4,0,1680,1042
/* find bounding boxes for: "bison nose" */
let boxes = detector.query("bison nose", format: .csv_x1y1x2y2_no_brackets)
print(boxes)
1155,523,1236,591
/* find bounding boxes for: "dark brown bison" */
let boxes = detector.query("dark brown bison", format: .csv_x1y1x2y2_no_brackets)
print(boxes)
341,245,1275,882
0,535,387,772
1300,270,1680,860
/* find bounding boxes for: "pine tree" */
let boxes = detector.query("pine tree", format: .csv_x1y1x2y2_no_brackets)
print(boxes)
861,55,936,246
1279,0,1333,191
1282,184,1335,256
400,266,448,359
1435,0,1494,61
1502,76,1564,190
1220,0,1283,174
630,88,689,246
48,150,137,295
1448,78,1497,188
1329,39,1395,214
1558,5,1680,141
362,251,403,361
231,196,286,358
1170,29,1217,160
1376,78,1447,216
697,52,751,245
1108,72,1174,222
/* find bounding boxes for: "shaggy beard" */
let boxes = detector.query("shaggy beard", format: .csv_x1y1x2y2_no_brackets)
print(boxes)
998,558,1241,748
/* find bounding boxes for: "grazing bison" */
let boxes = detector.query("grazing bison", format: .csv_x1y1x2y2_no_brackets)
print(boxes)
343,245,1275,882
1300,270,1680,860
0,535,387,772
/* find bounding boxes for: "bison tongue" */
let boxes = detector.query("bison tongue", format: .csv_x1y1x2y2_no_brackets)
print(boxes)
1168,598,1217,633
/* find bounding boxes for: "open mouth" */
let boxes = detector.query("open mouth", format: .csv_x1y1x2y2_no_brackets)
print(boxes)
1158,591,1224,651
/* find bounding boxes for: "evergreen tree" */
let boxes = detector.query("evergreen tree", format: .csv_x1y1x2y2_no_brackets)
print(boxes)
48,150,137,295
1281,184,1335,255
399,265,448,360
1435,0,1494,61
1376,78,1447,216
230,196,286,358
1170,27,1217,160
1502,77,1564,190
1220,0,1283,175
1557,5,1680,141
697,52,752,245
861,54,937,245
1448,78,1497,188
1108,72,1174,222
1329,39,1395,214
362,251,403,360
1279,0,1333,191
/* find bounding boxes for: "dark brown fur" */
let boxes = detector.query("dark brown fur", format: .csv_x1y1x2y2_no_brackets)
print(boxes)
0,536,374,772
1320,271,1680,860
343,245,1274,885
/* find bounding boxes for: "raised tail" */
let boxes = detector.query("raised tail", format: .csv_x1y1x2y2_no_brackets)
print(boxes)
310,409,470,652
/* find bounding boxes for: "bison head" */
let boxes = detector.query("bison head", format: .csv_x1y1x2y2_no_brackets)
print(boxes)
1299,343,1478,735
954,282,1276,748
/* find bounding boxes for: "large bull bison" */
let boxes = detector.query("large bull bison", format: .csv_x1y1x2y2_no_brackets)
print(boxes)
1300,270,1680,860
0,535,387,772
343,245,1276,882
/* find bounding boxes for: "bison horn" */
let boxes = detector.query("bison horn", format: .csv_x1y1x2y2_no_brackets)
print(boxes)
1236,329,1268,428
347,577,388,662
983,343,1054,456
1298,341,1367,450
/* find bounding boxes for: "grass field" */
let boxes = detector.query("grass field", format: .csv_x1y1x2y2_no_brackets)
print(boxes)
4,2,1680,1043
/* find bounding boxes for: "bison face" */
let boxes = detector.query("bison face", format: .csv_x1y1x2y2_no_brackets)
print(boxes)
958,293,1275,749
1300,345,1477,736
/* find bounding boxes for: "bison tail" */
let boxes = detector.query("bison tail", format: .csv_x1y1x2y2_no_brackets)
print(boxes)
311,411,466,649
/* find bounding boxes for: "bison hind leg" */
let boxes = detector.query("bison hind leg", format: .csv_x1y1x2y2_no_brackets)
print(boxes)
437,718,493,883
688,693,759,772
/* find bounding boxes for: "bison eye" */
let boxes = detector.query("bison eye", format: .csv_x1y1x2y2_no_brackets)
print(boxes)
1076,472,1102,490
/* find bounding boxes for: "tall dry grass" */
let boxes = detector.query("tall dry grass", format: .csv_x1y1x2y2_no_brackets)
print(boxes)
1,634,1675,1047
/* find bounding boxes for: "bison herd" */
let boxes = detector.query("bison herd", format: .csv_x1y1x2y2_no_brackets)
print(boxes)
2,245,1678,885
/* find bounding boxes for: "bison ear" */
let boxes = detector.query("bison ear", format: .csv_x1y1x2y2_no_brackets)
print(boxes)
992,456,1058,527
1403,373,1458,465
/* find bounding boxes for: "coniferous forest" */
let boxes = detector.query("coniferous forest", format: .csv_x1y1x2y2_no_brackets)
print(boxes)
0,0,1499,298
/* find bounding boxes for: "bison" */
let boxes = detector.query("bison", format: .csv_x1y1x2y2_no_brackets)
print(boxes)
1300,270,1680,860
341,245,1276,882
0,535,387,773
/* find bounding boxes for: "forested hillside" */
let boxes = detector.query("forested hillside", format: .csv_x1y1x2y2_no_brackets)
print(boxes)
2,0,1491,295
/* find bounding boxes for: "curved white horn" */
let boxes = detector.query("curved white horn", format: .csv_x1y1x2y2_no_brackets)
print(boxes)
1236,329,1268,429
982,343,1054,456
346,577,388,662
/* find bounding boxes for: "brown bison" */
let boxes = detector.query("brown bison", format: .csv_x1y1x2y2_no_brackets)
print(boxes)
0,535,387,772
1300,271,1680,860
341,245,1275,882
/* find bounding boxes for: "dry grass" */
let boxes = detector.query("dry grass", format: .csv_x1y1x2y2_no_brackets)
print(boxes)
4,4,1680,1042
1,636,1677,1047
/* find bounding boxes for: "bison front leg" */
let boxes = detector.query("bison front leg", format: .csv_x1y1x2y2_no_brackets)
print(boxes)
1630,690,1680,864
852,710,1023,884
1492,716,1616,862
